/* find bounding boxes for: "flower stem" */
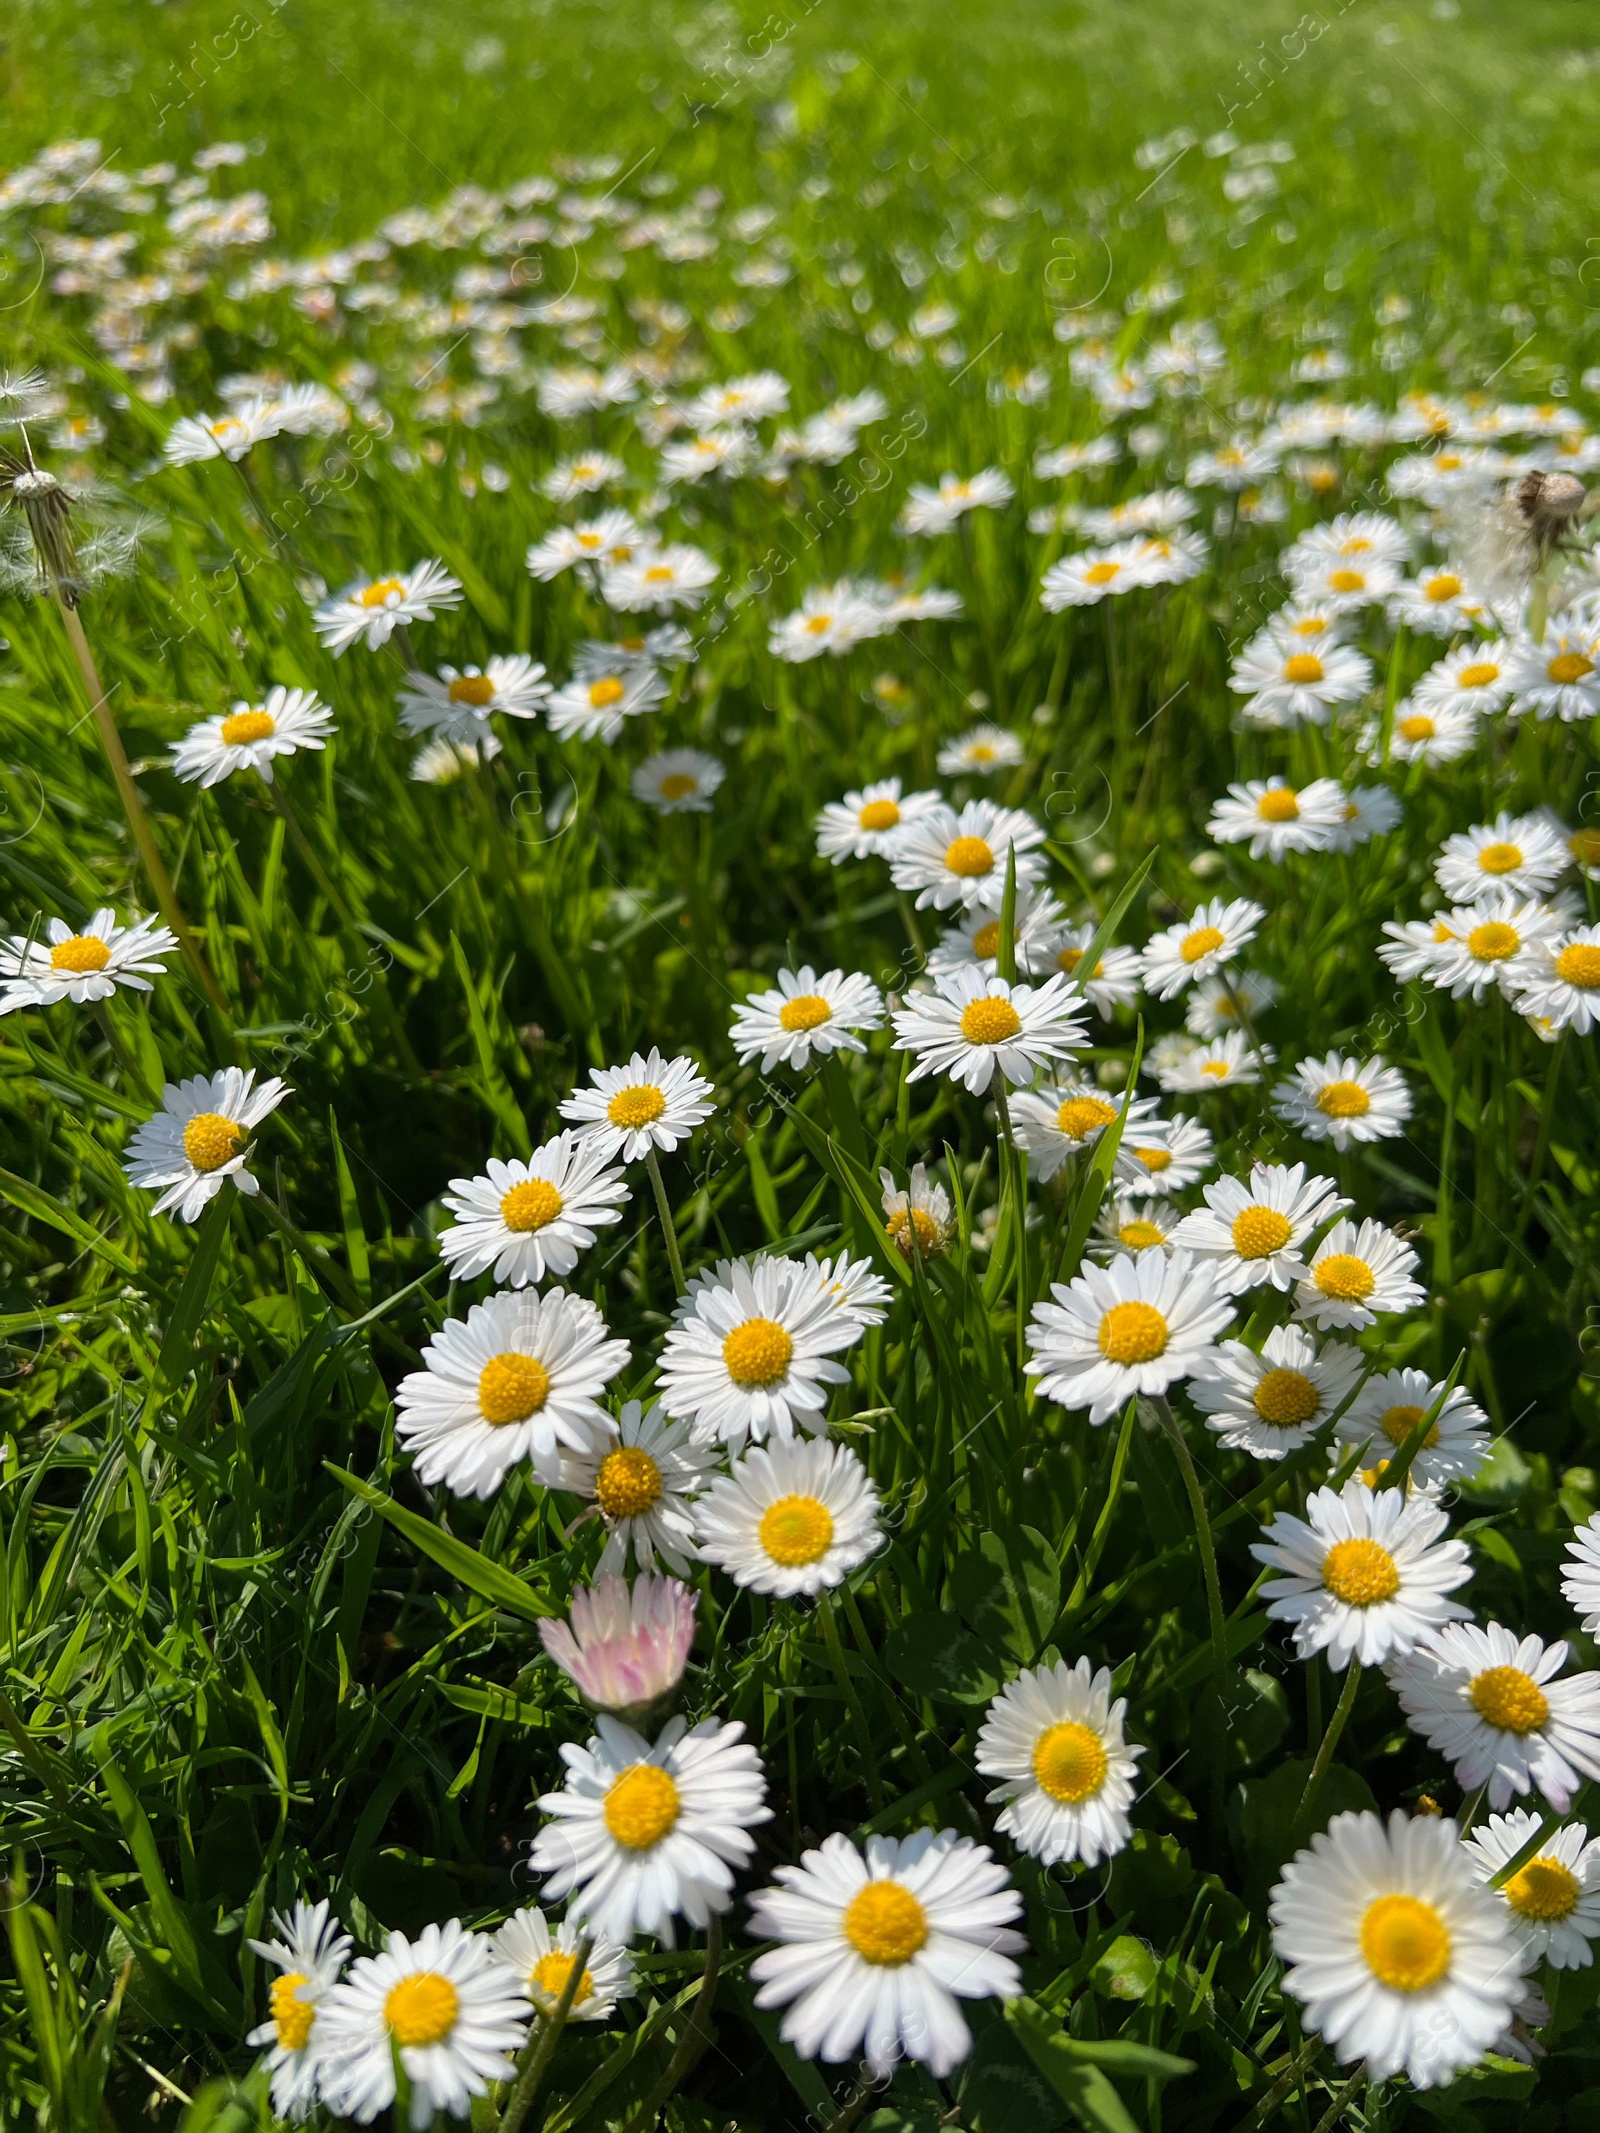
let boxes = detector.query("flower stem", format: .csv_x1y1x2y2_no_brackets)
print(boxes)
1293,1660,1362,1843
818,1592,885,1811
645,1145,687,1297
619,1915,722,2133
91,998,158,1102
496,1933,593,2133
1152,1396,1227,1683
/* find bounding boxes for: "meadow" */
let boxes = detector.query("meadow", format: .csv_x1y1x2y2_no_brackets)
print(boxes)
3,0,1600,2128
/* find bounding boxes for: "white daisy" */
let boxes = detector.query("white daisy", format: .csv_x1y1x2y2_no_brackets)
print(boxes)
1387,565,1491,637
601,543,718,613
1272,1052,1413,1151
1379,896,1564,1001
525,509,645,581
164,402,277,466
530,1712,770,1945
1506,924,1600,1033
1381,697,1481,765
311,560,463,655
1189,1324,1364,1460
1505,624,1600,721
747,1830,1025,2079
1206,777,1348,859
1464,1811,1600,1971
547,663,668,744
684,372,790,426
1561,1512,1600,1638
1434,812,1569,905
397,657,550,739
1336,1369,1492,1490
560,1401,718,1577
1251,1480,1473,1669
1153,1029,1272,1093
437,1134,631,1289
814,778,941,864
559,1049,715,1164
543,451,627,502
976,1657,1143,1868
1295,1217,1423,1332
730,966,884,1074
899,468,1014,536
1328,784,1403,850
1389,1624,1600,1813
1285,551,1402,612
171,686,334,787
491,1908,635,2022
0,908,176,1012
937,724,1025,776
1009,1082,1161,1185
891,969,1088,1096
1049,926,1143,1016
887,799,1047,912
1184,969,1277,1039
1025,1248,1232,1425
394,1289,628,1496
1412,641,1515,715
880,1163,955,1258
693,1437,882,1598
1090,1198,1179,1260
1120,1115,1215,1197
768,583,890,661
1039,541,1147,609
925,888,1070,986
631,749,723,813
1139,898,1265,1000
1227,637,1374,728
122,1068,288,1223
657,1254,861,1450
1170,1161,1347,1294
806,1250,894,1332
246,1899,352,2122
411,736,498,782
312,1920,530,2129
1270,1809,1523,2089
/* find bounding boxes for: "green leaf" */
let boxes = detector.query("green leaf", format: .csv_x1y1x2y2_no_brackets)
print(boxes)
951,1527,1060,1662
1092,1934,1160,2001
140,1188,231,1422
882,1609,1001,1703
99,1763,239,2026
1006,1998,1192,2133
326,1465,553,1620
450,932,532,1153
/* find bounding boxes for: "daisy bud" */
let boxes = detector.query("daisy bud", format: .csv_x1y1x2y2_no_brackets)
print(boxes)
540,1574,696,1720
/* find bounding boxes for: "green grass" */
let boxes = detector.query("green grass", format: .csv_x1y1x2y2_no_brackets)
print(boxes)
3,1,1600,2128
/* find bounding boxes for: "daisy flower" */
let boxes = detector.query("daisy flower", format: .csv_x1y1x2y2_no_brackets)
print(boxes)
1272,1052,1413,1151
0,908,176,1013
1025,1249,1232,1425
887,799,1046,912
685,371,790,426
937,724,1025,776
1561,1512,1600,1637
561,1402,717,1576
899,468,1014,535
1270,1809,1523,2088
123,1068,288,1223
1505,624,1600,720
1329,784,1402,850
246,1899,352,2122
538,1573,697,1714
1251,1480,1473,1668
768,583,889,661
1190,1324,1364,1460
976,1657,1143,1868
394,1289,629,1497
1464,1811,1600,1971
1139,897,1265,1000
1336,1369,1492,1490
530,1712,770,1945
1050,926,1143,1015
1184,969,1277,1039
397,657,550,738
1171,1161,1347,1294
1380,896,1563,1001
1154,1029,1271,1093
806,1250,893,1333
730,966,884,1074
560,1049,715,1163
526,509,644,580
692,1436,882,1598
1285,551,1401,612
1121,1114,1215,1197
312,1920,529,2128
631,749,723,813
602,543,718,613
437,1134,631,1289
747,1830,1025,2079
1389,1624,1600,1812
1039,541,1146,609
172,686,334,787
657,1254,861,1449
1295,1217,1423,1332
311,560,463,655
1227,637,1373,727
411,736,497,782
492,1909,634,2024
1381,697,1481,765
1009,1083,1160,1184
891,969,1088,1096
1389,565,1489,636
164,402,276,466
1506,924,1600,1033
1434,811,1569,905
1207,777,1348,859
1412,641,1515,714
1091,1198,1178,1260
544,451,627,501
547,662,668,744
880,1163,954,1258
926,888,1070,985
814,777,941,864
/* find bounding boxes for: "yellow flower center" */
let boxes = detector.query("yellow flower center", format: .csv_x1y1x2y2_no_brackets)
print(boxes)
1097,1300,1169,1365
448,673,496,706
530,1951,595,2006
1284,656,1325,688
1292,616,1328,636
805,613,833,634
500,1179,564,1232
1423,573,1461,601
183,1112,244,1173
778,993,833,1032
758,1493,835,1565
972,920,1003,959
1468,1665,1550,1735
722,1317,794,1387
1549,651,1595,685
1361,1896,1451,1993
270,1973,314,2052
1327,569,1366,592
842,1881,928,1966
1314,1253,1376,1302
603,1763,680,1849
607,1083,667,1127
477,1353,552,1425
1058,1095,1118,1141
1257,787,1300,822
1456,662,1499,688
1339,536,1373,555
1200,1060,1230,1079
1031,1720,1109,1803
1467,921,1519,962
1379,1403,1438,1449
1254,1367,1321,1427
589,677,626,708
1084,560,1122,586
659,773,697,800
945,835,995,878
1133,1145,1171,1174
1118,1219,1166,1250
220,709,276,746
359,577,407,608
1180,925,1225,964
969,743,997,762
48,934,112,974
644,565,675,584
1557,943,1600,989
1316,1079,1371,1119
1232,1205,1293,1258
1321,1536,1400,1606
1476,842,1523,876
1057,945,1105,978
887,1207,943,1254
594,1445,662,1519
959,996,1023,1044
1398,714,1435,742
384,1971,459,2047
1504,1858,1580,1923
858,798,900,831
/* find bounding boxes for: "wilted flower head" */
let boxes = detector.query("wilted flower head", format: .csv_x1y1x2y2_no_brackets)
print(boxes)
0,438,152,607
539,1573,696,1716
